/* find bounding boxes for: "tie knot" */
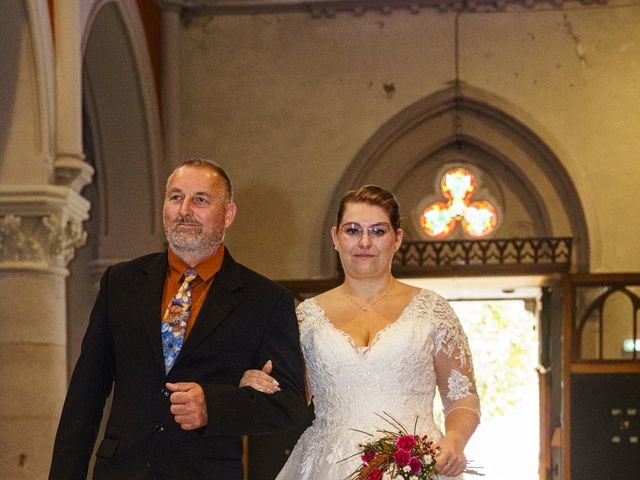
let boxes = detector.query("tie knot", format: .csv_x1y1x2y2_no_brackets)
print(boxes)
183,269,199,283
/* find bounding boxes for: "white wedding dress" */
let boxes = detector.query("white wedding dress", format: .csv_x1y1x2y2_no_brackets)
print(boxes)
276,289,480,480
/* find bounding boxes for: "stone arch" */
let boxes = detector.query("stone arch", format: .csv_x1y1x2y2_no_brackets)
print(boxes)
81,0,164,258
67,0,164,369
321,85,589,276
0,0,55,184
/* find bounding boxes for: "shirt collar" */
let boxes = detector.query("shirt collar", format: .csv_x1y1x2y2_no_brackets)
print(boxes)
167,245,225,284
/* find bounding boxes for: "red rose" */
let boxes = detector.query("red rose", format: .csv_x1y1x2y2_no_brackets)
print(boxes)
409,456,422,474
361,451,376,463
396,434,417,451
368,467,383,480
394,449,411,466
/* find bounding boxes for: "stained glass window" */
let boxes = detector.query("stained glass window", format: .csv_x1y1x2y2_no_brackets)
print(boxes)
420,167,498,238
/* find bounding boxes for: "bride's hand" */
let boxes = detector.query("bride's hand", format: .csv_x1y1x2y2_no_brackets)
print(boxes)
434,432,467,477
239,360,281,394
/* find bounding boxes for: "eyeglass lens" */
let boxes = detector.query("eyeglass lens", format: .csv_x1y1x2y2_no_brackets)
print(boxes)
339,222,391,237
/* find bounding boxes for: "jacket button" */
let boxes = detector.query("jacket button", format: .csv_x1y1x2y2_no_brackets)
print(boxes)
161,387,170,398
155,424,165,432
145,460,152,468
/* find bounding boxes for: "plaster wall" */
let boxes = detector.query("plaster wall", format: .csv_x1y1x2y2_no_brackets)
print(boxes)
179,4,640,279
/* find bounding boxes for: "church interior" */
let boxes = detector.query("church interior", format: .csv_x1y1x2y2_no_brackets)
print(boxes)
1,0,639,478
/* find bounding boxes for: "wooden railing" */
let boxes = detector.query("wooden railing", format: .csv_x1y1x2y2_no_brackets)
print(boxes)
279,237,573,300
393,237,572,277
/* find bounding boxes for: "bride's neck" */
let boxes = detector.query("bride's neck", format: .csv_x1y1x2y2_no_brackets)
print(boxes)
342,276,396,301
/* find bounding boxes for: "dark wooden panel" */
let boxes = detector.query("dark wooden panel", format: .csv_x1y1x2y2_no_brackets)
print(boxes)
571,374,640,480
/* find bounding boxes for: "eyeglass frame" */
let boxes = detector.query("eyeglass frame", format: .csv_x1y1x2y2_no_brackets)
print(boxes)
336,222,395,238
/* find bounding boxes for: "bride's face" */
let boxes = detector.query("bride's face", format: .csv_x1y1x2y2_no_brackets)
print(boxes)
331,202,403,279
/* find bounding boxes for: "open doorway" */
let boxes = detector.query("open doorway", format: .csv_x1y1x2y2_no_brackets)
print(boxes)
404,277,543,480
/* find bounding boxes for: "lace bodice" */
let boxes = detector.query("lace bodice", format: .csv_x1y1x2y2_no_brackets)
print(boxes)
276,289,480,480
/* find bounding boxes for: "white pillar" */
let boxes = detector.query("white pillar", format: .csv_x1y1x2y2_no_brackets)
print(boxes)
0,186,89,479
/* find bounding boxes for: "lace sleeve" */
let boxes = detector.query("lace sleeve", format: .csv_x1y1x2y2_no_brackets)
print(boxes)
295,299,316,402
295,298,318,328
429,293,481,420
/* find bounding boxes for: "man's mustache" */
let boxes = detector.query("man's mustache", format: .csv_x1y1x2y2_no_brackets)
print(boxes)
174,216,202,226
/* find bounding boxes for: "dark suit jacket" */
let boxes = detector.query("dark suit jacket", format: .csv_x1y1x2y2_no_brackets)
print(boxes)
49,249,307,480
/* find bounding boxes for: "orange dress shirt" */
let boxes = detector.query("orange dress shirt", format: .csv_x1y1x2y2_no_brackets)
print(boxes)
162,245,225,339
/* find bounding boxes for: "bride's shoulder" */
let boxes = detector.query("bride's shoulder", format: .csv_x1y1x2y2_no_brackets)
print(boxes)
295,288,341,325
295,295,328,325
407,287,441,303
409,288,456,314
307,287,342,311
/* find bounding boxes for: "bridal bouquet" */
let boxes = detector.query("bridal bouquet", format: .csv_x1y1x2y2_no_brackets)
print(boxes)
343,413,439,480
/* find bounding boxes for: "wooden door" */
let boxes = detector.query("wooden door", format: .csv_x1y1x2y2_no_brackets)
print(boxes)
561,274,640,480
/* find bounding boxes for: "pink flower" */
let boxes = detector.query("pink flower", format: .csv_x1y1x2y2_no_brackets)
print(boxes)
396,434,417,451
361,451,376,463
394,449,411,466
368,467,383,480
409,456,422,474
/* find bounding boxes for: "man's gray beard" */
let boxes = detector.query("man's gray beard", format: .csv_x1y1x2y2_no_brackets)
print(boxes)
165,227,221,260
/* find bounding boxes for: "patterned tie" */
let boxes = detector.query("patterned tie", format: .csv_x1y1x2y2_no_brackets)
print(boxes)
161,269,199,373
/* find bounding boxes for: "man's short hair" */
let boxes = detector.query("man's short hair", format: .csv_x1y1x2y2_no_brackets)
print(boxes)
174,157,234,202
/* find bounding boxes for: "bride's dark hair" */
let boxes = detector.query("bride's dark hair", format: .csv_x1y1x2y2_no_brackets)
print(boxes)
336,185,401,231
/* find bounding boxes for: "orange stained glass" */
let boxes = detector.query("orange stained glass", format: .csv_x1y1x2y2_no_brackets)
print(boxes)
420,167,498,238
419,202,455,238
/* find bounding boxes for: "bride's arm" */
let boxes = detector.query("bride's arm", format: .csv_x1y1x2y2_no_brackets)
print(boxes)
436,408,479,476
239,360,281,394
431,295,481,477
240,360,313,405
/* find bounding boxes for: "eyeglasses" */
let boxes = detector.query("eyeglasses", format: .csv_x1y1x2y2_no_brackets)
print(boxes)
338,222,392,238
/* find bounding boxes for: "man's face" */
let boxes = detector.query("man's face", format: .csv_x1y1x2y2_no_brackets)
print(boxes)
163,165,236,260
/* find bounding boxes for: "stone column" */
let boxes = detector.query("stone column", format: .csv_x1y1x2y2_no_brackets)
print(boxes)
0,186,89,479
54,0,93,190
0,1,93,477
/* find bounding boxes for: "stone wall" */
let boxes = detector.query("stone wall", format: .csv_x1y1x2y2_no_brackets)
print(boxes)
179,4,640,278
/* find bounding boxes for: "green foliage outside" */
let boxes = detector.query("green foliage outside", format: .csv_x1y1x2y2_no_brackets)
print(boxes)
452,300,539,420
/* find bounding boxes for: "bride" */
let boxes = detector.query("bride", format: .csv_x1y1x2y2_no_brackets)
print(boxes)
241,185,480,479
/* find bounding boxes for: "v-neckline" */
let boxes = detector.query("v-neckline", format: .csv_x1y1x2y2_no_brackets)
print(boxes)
310,290,423,357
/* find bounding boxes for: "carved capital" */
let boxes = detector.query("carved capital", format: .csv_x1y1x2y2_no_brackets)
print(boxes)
0,213,86,266
0,185,90,273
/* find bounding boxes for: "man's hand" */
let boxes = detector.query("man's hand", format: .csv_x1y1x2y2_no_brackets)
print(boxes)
166,382,208,431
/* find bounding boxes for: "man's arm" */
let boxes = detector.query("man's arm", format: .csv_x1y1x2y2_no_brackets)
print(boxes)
194,289,307,436
49,270,115,479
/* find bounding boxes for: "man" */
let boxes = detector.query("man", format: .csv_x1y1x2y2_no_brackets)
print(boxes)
49,158,307,479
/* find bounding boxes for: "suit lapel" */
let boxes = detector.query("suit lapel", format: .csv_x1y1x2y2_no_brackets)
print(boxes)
137,252,169,374
174,250,243,366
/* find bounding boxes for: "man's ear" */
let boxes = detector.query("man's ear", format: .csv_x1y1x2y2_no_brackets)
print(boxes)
224,202,237,229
